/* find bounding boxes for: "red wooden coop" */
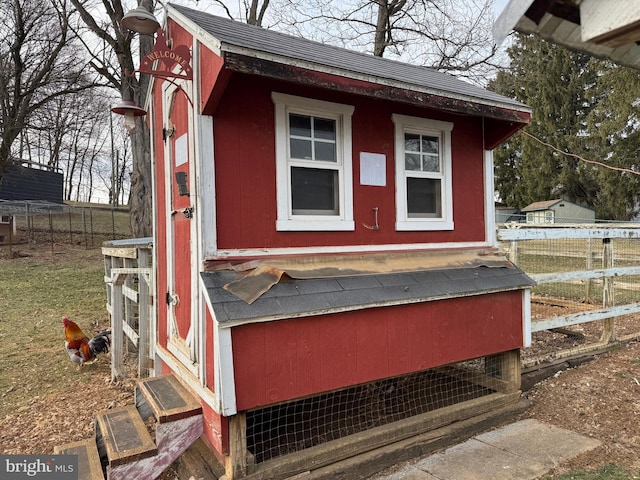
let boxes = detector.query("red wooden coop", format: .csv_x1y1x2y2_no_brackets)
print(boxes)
145,5,534,479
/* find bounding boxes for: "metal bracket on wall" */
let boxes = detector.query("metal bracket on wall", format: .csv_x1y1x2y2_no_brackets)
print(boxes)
170,206,194,219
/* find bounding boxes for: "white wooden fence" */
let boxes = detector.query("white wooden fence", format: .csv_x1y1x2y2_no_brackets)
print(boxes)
498,224,640,365
102,237,154,381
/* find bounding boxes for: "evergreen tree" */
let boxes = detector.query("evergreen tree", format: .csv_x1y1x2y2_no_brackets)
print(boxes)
490,33,640,220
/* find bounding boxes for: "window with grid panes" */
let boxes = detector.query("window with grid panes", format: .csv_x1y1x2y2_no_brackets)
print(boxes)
272,93,354,231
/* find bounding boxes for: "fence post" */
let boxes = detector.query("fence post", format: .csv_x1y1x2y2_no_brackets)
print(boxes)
49,210,54,255
509,239,518,264
111,273,126,382
68,208,73,244
25,202,31,242
138,248,151,378
584,237,593,303
600,238,615,343
82,207,88,249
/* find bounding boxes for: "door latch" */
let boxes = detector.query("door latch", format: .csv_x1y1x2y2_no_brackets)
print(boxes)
165,292,180,306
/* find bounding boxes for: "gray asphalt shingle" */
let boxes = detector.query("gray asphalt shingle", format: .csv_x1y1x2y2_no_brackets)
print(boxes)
201,266,534,326
168,3,529,112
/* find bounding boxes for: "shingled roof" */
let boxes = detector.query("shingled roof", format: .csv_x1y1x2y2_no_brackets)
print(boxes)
201,266,535,327
167,3,530,114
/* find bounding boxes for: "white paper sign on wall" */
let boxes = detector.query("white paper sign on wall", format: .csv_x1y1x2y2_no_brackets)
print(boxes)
175,133,188,167
360,152,386,186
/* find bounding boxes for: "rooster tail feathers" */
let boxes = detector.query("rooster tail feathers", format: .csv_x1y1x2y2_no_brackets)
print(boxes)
89,332,111,356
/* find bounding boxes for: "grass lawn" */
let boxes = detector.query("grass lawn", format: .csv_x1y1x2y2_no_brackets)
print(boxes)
0,243,123,453
544,464,638,479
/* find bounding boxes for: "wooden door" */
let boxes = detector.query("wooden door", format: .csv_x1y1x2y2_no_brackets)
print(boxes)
164,84,199,374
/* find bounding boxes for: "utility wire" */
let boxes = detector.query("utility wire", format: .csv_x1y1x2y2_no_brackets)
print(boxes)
519,129,640,176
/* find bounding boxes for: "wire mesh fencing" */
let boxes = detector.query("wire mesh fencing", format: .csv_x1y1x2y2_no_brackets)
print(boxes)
245,357,500,465
498,225,640,367
0,200,131,250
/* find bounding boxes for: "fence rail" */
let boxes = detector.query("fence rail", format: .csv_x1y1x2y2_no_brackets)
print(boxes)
102,237,154,381
498,224,640,367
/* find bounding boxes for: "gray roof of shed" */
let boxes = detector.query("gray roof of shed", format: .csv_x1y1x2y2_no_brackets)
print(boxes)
168,3,529,113
201,266,534,327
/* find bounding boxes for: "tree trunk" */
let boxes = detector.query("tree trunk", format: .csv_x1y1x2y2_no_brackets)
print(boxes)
128,116,152,237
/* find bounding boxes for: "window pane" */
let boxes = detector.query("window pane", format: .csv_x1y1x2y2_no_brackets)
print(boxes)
315,141,336,162
407,177,441,217
290,138,312,159
422,154,439,172
290,114,311,137
404,133,420,152
405,153,421,171
422,136,439,154
291,167,339,215
314,118,336,141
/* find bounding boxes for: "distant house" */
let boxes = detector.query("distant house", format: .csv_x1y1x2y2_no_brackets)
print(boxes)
521,199,595,224
495,202,521,223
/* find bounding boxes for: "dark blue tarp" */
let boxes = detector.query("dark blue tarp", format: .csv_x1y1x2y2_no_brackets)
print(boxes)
0,164,64,203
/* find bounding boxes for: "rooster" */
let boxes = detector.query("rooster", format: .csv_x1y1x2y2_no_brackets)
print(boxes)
62,317,111,369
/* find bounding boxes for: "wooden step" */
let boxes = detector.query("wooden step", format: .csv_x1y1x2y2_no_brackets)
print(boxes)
54,439,104,480
137,374,202,424
96,405,157,467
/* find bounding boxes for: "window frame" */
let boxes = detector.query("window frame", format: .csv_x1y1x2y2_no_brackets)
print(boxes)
392,113,454,231
272,92,355,231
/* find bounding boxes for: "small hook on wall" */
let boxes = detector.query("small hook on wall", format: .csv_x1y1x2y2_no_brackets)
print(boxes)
363,207,379,230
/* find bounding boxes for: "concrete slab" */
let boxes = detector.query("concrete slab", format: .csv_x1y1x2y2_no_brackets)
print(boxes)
474,418,602,469
379,465,439,480
369,420,601,480
414,438,548,480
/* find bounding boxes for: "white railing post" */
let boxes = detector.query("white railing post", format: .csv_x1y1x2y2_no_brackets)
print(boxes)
600,238,615,343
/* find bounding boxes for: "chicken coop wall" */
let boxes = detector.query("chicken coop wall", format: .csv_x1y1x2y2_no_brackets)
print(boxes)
223,350,521,479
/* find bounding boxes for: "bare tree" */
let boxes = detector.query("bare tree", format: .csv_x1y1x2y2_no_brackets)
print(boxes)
0,0,98,180
71,0,154,236
274,0,501,82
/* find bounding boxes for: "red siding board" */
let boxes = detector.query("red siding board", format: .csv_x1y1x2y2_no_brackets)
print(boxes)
213,75,489,251
232,291,524,411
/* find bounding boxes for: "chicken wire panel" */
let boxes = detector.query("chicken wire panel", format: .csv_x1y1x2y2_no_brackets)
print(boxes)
246,359,495,464
507,237,640,306
3,202,131,245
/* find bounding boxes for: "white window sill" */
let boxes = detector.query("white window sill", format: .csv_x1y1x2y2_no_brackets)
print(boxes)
277,219,355,231
396,220,454,231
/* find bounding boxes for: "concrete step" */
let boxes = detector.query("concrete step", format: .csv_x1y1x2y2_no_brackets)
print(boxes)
54,438,104,480
96,405,158,467
136,373,202,423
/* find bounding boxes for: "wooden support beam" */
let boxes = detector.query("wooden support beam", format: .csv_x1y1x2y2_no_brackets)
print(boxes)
486,350,521,393
224,413,248,480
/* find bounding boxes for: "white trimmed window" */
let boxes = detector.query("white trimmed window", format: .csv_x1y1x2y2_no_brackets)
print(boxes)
392,114,454,231
272,92,354,231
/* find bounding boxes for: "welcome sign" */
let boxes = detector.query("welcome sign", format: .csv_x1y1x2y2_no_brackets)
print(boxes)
139,29,193,80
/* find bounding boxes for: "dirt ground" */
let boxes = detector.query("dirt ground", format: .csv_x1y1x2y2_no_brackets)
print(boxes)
1,243,640,478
